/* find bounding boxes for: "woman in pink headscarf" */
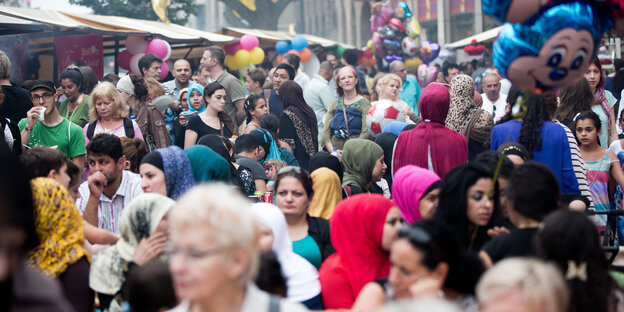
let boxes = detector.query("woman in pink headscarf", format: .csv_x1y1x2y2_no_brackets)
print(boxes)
392,83,468,178
391,165,441,223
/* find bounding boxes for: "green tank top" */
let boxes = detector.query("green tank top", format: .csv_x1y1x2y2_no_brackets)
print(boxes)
292,235,322,270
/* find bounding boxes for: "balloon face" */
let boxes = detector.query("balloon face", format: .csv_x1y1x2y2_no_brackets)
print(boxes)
505,28,594,93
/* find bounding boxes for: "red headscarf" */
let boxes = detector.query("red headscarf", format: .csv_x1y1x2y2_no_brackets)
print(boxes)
393,83,467,178
320,194,393,308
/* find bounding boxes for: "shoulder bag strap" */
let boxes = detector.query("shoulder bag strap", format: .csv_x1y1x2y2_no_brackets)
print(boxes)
268,295,280,312
342,102,350,134
463,108,483,138
86,121,97,140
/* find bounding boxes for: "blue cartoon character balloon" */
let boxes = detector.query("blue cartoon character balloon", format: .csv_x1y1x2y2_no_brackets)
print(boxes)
493,1,613,93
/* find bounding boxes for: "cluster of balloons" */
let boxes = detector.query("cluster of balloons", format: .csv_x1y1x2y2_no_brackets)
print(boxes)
275,36,312,63
486,0,618,94
223,35,265,70
357,49,377,67
368,1,426,71
118,36,171,81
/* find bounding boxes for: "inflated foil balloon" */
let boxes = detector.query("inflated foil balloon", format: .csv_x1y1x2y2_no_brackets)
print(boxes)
383,39,402,53
482,0,553,24
417,64,439,87
373,32,385,58
396,1,413,18
420,41,440,64
493,1,614,94
406,17,421,38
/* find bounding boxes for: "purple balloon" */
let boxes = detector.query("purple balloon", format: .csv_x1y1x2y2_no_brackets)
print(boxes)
373,32,385,58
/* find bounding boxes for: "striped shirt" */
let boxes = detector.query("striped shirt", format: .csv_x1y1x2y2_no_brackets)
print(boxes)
76,170,143,233
585,150,615,228
555,121,594,209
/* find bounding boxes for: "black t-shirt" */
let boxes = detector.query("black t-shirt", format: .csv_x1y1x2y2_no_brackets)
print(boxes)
481,227,538,263
186,114,233,141
1,85,32,122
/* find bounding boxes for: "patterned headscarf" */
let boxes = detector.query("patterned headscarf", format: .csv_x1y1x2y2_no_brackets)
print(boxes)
90,193,175,295
29,178,90,277
279,80,319,156
445,74,494,142
156,146,195,200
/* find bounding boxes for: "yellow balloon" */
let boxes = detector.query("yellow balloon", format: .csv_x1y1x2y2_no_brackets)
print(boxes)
234,49,251,68
407,17,421,38
250,47,265,65
405,57,423,72
366,40,376,53
225,55,238,70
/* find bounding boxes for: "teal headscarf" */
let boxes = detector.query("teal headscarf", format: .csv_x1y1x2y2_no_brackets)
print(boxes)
183,145,230,183
342,139,384,192
250,128,283,164
187,84,206,114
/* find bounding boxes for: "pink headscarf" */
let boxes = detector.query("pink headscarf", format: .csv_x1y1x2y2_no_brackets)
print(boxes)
391,165,441,223
393,83,468,178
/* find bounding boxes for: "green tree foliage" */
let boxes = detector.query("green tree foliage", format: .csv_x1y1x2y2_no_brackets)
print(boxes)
217,0,295,30
69,0,197,25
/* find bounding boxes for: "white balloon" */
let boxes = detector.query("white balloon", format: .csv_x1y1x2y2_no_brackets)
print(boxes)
301,52,320,79
163,41,172,61
130,53,145,75
126,36,147,55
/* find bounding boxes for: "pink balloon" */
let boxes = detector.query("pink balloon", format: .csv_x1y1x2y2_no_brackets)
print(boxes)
240,35,259,51
159,61,169,81
126,36,147,55
118,49,132,70
130,53,144,75
145,39,169,60
224,42,240,55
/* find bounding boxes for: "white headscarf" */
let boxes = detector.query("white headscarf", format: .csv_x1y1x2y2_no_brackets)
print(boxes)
116,74,135,96
90,193,175,295
251,203,321,303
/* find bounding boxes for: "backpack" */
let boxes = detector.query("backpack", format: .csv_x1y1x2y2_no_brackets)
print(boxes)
86,117,135,140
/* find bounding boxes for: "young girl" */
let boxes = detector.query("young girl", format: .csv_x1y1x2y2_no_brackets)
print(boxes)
243,94,268,134
576,111,624,229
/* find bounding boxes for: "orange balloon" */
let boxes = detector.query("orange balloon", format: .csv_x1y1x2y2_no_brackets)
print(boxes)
299,48,311,63
277,54,282,63
286,49,300,57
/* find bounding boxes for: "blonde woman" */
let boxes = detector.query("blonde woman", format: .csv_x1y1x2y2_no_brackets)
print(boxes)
376,73,415,123
83,82,143,145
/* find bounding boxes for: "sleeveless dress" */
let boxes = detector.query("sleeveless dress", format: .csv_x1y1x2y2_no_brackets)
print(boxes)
585,150,616,229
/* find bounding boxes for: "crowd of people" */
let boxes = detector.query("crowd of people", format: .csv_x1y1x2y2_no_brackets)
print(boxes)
2,43,624,312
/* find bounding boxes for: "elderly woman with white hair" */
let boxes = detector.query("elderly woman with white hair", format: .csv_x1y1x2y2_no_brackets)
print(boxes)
477,258,569,312
167,184,308,312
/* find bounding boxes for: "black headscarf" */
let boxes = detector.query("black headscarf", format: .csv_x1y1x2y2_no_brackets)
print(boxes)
278,80,319,150
375,132,398,189
308,152,343,182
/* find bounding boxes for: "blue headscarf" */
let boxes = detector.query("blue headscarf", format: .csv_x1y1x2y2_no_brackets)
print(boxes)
250,128,283,164
187,84,206,114
382,121,410,136
155,146,195,200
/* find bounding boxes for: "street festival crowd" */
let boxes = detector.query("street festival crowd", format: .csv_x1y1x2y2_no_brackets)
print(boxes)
4,24,624,312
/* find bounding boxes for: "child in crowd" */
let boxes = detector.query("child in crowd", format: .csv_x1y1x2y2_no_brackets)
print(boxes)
264,158,286,192
575,111,624,229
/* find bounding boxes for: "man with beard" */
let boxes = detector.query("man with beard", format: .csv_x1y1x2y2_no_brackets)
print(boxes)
162,59,200,99
76,133,143,233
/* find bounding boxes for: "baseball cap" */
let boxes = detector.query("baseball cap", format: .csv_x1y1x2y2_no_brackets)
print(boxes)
30,80,56,92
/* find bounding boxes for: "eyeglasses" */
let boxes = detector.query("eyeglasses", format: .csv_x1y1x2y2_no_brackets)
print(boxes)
165,244,224,262
398,224,444,256
32,93,53,102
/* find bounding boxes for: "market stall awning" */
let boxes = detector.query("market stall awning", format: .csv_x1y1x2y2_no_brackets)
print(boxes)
217,27,353,48
61,12,235,44
448,26,503,48
0,13,54,35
